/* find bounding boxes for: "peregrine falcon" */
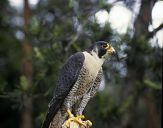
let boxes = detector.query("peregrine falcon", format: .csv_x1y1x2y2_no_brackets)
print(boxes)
42,41,115,128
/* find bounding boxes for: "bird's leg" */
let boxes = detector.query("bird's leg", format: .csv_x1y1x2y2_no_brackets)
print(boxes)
62,109,74,128
62,97,88,128
62,109,87,128
67,109,74,117
75,114,92,128
75,94,92,127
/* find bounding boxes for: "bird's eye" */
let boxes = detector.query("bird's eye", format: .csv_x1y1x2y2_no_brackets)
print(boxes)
102,44,107,48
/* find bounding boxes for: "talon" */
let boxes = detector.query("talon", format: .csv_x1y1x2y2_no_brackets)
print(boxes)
76,114,85,119
67,109,74,117
62,117,76,128
70,115,86,127
74,115,92,128
85,120,92,127
62,110,74,128
62,110,92,128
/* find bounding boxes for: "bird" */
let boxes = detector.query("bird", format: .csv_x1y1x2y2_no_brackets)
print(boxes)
42,41,115,128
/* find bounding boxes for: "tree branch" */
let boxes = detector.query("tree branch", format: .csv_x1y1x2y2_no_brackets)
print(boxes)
147,23,163,38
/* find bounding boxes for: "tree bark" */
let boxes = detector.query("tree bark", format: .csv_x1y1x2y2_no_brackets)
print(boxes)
147,23,163,38
134,0,157,36
123,1,160,128
20,0,33,128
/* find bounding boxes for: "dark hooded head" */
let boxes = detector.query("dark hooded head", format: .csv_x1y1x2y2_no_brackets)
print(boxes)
87,41,115,59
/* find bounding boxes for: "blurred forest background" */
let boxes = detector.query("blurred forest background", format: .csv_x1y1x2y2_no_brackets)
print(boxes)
0,0,162,128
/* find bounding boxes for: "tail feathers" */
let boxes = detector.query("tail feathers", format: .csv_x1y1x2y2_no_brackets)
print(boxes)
42,99,62,128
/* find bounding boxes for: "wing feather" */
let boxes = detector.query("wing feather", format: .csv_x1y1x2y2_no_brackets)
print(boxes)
42,52,85,128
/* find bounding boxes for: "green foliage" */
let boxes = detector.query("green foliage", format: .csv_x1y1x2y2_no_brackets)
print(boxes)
144,79,162,90
20,76,29,91
0,0,162,128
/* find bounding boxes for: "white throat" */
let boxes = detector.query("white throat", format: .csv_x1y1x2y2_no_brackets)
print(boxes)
83,51,105,76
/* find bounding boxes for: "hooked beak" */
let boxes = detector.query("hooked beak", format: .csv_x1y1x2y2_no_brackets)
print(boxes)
105,44,119,61
106,45,115,55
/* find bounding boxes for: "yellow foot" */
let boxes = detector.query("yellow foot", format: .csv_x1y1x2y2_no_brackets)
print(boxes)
82,119,92,128
62,110,92,128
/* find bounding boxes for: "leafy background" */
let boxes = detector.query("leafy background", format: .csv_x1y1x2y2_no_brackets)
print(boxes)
0,0,162,128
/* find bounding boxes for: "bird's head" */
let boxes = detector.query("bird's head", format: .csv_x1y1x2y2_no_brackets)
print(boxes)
88,41,116,59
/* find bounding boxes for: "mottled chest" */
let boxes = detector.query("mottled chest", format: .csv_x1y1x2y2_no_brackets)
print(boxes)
71,52,104,96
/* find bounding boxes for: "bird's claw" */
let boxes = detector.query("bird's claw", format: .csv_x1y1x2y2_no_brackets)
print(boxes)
62,117,77,128
62,110,92,128
62,116,92,128
75,115,92,127
84,120,92,127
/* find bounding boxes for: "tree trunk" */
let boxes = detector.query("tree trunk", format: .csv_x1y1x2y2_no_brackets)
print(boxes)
20,0,33,128
123,1,160,128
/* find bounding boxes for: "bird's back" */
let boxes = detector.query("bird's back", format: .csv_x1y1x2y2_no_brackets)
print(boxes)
42,52,85,128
